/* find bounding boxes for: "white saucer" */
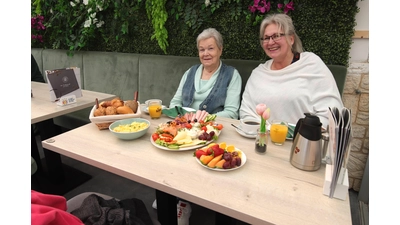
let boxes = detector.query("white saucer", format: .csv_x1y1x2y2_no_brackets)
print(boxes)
235,128,257,139
143,105,167,114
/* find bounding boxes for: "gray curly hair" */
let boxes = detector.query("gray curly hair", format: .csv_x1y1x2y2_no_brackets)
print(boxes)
196,28,223,49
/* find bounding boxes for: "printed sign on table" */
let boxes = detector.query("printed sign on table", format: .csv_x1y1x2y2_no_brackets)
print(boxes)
45,67,82,102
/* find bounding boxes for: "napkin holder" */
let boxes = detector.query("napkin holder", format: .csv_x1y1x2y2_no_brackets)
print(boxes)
323,165,349,200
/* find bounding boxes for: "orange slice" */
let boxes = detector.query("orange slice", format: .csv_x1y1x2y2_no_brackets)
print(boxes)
226,145,235,152
219,142,227,150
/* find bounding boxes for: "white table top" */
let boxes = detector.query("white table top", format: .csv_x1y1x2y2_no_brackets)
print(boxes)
31,82,116,124
42,105,352,225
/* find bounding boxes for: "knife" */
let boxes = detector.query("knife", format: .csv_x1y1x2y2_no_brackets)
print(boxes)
175,106,181,117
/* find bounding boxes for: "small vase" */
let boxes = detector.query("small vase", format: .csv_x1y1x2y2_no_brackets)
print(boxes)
255,128,267,154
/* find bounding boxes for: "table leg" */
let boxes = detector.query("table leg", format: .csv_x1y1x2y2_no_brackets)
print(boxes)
31,125,43,173
36,119,65,183
155,190,177,225
215,212,237,225
31,120,92,195
215,212,250,225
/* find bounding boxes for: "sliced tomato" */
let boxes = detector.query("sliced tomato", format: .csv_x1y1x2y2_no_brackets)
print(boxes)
185,123,192,129
201,126,207,132
151,133,159,141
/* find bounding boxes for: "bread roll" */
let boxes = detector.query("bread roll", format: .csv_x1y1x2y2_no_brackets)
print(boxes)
125,101,138,113
117,106,134,114
105,106,117,115
94,106,106,117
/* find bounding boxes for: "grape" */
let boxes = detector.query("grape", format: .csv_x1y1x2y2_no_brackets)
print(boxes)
223,161,231,169
209,131,215,137
232,151,238,157
236,157,242,167
223,152,232,161
230,158,237,168
206,133,212,141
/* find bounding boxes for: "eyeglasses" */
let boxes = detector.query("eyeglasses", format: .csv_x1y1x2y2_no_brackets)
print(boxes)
260,33,286,43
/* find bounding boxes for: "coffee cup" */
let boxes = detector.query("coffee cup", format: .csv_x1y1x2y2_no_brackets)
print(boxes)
239,118,260,134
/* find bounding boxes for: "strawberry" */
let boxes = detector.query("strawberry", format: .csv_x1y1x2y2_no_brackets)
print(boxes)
206,147,214,155
211,145,224,157
194,149,207,159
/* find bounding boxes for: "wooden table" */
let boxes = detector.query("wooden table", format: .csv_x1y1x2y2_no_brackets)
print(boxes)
31,81,116,124
42,105,352,225
31,81,115,193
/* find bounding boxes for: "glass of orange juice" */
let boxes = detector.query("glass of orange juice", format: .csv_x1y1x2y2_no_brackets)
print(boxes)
148,99,162,119
270,120,288,145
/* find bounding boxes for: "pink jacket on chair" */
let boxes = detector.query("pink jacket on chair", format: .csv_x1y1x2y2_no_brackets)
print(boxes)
31,190,83,225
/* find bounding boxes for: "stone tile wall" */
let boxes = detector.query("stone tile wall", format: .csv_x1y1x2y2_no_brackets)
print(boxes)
343,61,369,191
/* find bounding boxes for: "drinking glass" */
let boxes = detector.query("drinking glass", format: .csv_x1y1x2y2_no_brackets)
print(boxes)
148,99,162,119
270,120,289,145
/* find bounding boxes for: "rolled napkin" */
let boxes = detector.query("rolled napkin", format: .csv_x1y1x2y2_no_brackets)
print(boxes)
162,106,189,118
287,123,295,139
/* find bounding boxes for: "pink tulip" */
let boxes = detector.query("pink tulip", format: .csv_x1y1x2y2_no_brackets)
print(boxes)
262,108,270,120
256,103,267,116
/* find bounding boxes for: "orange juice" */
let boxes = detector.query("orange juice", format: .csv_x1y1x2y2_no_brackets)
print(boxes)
270,122,288,145
148,103,162,119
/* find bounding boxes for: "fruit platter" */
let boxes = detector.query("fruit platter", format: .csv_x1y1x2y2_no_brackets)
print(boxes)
194,142,246,171
150,110,224,151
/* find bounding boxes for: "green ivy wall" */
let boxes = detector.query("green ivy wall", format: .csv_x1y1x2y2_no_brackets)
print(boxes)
31,0,359,66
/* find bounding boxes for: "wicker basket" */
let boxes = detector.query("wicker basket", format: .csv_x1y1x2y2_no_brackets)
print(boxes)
89,101,142,130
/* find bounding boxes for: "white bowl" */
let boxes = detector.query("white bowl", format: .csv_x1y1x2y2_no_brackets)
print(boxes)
109,118,150,140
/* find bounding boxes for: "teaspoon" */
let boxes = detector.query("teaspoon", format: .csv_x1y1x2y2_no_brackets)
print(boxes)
231,124,257,136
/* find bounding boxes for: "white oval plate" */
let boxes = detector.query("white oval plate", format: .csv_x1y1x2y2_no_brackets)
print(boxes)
143,105,167,114
150,136,214,151
195,148,247,171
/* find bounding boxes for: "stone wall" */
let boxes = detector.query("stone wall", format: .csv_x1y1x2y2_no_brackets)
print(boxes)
343,61,369,191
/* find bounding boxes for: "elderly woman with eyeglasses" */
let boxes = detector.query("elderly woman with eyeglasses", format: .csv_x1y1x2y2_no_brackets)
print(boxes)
239,13,343,128
169,28,242,119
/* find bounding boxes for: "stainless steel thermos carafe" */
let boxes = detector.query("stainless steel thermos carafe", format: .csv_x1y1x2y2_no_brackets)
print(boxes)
290,113,324,171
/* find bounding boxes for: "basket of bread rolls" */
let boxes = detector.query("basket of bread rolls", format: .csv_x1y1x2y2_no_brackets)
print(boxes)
89,92,141,130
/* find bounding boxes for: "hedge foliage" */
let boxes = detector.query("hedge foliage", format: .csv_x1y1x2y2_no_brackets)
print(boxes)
31,0,359,66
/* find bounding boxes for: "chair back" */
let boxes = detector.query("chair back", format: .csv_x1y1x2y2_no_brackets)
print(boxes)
327,65,347,97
